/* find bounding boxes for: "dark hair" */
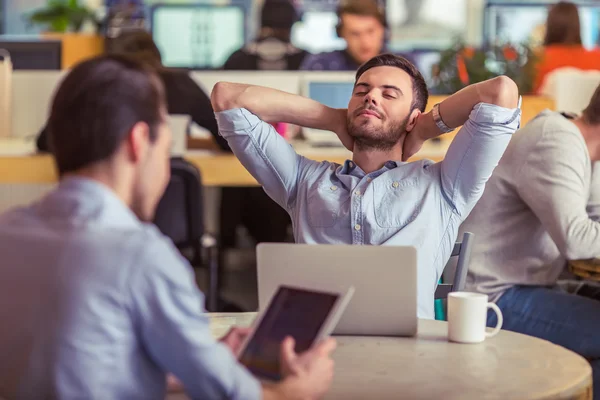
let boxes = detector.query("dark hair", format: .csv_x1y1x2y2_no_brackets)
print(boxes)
108,30,163,70
355,54,428,113
543,1,582,46
336,0,387,35
261,0,299,30
48,54,165,176
582,84,600,125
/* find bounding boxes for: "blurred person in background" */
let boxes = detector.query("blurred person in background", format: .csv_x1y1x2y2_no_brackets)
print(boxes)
37,30,228,152
534,1,600,93
221,0,297,253
301,0,410,71
223,0,309,70
458,84,600,397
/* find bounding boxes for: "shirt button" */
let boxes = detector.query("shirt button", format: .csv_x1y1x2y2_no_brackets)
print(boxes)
392,181,399,188
354,224,361,231
354,190,361,196
330,185,338,191
366,177,372,182
348,162,354,168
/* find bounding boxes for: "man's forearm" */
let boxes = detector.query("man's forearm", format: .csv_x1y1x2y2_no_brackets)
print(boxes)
211,82,343,132
420,76,520,141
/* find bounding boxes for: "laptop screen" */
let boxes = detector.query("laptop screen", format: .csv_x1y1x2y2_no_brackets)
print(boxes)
307,81,354,109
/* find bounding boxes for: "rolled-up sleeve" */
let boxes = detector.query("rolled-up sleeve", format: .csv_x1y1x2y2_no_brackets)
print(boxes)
128,231,261,400
216,108,309,209
440,101,521,216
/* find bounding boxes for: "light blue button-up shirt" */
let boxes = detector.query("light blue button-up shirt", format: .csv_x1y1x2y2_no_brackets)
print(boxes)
0,178,260,400
216,104,521,318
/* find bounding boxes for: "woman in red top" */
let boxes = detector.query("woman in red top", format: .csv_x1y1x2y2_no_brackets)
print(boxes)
534,1,600,93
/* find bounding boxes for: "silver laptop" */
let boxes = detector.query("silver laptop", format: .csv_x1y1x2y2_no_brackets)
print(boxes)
257,243,418,337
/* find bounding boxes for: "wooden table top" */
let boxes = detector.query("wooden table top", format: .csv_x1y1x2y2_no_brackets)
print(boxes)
569,259,600,281
202,312,592,400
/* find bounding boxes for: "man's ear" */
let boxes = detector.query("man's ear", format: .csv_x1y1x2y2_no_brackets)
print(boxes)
405,109,421,133
125,122,151,163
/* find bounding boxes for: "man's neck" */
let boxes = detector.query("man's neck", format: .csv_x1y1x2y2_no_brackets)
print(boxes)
66,164,134,208
343,48,383,69
573,118,600,161
352,145,403,174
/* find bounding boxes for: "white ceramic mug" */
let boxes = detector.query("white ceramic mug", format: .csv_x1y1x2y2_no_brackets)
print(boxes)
447,292,503,344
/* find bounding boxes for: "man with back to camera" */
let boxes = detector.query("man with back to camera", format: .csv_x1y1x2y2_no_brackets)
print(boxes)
300,0,411,71
458,84,600,394
0,54,336,399
211,53,521,318
223,0,309,70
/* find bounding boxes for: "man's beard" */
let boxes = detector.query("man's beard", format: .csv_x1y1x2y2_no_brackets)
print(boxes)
347,109,409,152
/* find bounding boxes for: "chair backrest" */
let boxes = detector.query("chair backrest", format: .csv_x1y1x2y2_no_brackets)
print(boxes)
540,67,600,114
153,157,204,248
434,232,474,299
168,114,190,157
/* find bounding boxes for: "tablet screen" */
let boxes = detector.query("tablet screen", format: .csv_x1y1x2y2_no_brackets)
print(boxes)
239,286,339,381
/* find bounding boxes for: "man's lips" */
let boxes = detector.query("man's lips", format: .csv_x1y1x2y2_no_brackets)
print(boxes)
357,109,381,118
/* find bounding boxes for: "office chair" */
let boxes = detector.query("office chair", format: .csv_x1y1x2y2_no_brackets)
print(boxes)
153,157,219,311
434,232,475,320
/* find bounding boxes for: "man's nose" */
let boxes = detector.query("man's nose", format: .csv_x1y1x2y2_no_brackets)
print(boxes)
364,92,379,107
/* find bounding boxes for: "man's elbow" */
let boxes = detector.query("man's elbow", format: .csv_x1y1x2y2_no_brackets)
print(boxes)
560,224,598,260
563,241,590,261
481,76,519,109
210,81,240,112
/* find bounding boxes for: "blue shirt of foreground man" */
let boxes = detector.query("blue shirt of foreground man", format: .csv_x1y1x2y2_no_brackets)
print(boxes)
211,54,521,318
0,55,336,400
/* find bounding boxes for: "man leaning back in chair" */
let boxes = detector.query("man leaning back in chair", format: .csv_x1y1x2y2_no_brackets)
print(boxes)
211,53,521,318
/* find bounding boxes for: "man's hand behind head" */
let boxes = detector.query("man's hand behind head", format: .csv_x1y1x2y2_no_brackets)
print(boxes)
277,336,337,400
333,109,354,151
402,111,437,161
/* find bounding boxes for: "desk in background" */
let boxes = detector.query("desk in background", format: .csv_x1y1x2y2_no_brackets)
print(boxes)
0,95,555,187
0,140,445,187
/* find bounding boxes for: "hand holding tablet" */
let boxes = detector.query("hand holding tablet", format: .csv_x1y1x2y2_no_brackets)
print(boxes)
237,285,354,382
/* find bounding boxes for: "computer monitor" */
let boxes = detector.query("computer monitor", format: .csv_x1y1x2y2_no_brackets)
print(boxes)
484,1,600,49
150,4,246,69
307,80,354,109
0,36,61,70
301,73,355,143
291,11,345,54
411,49,442,87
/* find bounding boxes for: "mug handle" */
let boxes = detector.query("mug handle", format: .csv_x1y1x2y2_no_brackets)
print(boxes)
485,303,503,338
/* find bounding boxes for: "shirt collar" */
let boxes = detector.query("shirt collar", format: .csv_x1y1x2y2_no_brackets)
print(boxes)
40,176,142,229
340,159,400,175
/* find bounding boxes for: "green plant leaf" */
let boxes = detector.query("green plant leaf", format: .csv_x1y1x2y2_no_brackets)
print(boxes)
432,38,539,95
24,0,97,33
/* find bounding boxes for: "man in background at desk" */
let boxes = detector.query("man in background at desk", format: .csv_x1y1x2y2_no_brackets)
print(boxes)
459,84,600,391
0,55,336,400
37,30,228,152
211,54,521,318
223,0,309,70
301,0,410,71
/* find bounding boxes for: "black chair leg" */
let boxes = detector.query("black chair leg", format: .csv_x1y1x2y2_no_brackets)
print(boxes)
203,235,219,312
